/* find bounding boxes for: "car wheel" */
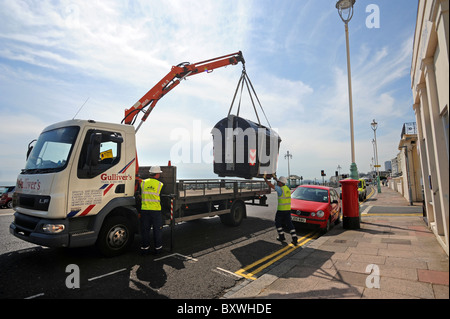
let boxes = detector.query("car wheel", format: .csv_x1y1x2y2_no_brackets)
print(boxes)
321,217,331,234
334,209,341,225
7,201,13,209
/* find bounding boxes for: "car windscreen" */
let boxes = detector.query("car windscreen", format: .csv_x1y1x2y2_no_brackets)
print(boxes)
23,126,80,174
292,187,329,203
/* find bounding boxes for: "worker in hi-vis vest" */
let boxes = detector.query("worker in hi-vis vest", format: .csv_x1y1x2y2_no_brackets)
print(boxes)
138,166,164,255
264,174,298,245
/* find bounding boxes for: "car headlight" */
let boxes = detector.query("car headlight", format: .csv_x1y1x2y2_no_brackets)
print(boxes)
316,210,325,218
42,224,65,234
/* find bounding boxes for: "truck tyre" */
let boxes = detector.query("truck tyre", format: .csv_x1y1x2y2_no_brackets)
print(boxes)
220,200,245,227
96,216,134,257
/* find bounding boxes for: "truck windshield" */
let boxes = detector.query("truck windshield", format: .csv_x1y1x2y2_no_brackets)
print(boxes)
23,126,80,174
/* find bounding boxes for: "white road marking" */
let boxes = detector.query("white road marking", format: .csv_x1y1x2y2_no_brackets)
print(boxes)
214,267,243,279
154,253,198,262
0,212,14,216
361,205,372,215
88,268,127,281
24,293,45,299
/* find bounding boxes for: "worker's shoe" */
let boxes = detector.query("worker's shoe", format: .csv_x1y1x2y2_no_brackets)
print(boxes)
292,237,298,246
140,246,151,256
276,234,286,242
152,247,163,256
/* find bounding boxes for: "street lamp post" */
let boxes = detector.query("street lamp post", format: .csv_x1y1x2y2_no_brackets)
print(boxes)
372,139,376,178
336,0,358,180
285,151,292,187
371,119,382,193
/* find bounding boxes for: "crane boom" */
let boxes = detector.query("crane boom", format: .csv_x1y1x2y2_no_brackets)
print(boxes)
123,51,245,132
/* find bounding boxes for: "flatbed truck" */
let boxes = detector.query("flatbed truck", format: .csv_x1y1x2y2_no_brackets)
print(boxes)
10,120,269,257
9,52,273,256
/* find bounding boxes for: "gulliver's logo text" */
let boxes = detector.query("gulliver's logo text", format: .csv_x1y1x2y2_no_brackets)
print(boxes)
100,173,132,182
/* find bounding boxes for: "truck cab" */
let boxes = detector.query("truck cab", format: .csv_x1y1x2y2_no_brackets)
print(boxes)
10,119,138,255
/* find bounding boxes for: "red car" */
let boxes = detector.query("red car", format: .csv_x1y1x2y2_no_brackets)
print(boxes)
290,185,341,233
0,186,15,209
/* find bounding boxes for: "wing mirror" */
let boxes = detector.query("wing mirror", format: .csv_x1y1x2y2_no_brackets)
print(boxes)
86,132,102,167
26,139,37,160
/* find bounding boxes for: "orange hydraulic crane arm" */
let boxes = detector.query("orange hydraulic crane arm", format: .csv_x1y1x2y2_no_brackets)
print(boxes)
122,51,245,132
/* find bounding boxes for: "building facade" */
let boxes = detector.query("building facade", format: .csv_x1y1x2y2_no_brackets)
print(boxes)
391,155,400,177
397,123,423,204
384,161,392,172
411,0,449,255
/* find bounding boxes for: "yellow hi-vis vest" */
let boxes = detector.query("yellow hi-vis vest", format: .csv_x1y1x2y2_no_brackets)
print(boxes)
277,185,291,211
141,178,164,211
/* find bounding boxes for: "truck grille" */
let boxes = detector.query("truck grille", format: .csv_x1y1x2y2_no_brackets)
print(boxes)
17,194,51,211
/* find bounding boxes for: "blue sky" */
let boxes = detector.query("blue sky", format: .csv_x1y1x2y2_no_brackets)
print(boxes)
0,0,419,183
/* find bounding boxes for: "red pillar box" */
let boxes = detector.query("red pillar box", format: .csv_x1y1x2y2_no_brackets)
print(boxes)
339,178,360,229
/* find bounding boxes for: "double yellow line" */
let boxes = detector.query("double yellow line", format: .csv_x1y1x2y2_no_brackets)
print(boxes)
235,231,320,280
361,187,423,217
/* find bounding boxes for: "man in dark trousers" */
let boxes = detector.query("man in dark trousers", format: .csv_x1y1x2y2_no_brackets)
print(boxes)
138,166,164,255
264,174,298,245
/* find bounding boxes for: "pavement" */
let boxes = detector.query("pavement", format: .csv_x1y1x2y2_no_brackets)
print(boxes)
224,185,449,299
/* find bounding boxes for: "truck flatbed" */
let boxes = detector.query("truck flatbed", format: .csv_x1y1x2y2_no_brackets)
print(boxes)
138,166,270,226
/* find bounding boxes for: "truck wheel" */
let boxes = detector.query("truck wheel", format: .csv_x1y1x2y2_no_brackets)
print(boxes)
220,200,245,227
97,216,134,257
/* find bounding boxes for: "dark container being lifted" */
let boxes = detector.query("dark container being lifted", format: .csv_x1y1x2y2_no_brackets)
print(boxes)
212,115,281,179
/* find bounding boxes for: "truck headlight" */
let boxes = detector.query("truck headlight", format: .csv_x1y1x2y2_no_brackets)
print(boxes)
42,224,65,234
316,210,325,218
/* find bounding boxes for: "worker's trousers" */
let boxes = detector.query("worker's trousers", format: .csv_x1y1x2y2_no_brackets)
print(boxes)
140,210,163,250
275,210,297,239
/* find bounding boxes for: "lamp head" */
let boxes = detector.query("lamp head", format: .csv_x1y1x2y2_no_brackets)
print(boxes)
371,119,378,131
336,0,356,23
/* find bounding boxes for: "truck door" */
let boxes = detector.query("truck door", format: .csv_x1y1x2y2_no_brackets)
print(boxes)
67,128,130,218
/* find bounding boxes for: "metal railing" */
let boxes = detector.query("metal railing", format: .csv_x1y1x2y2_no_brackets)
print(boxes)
177,179,269,197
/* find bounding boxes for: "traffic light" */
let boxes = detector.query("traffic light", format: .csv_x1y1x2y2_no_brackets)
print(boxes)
321,170,326,176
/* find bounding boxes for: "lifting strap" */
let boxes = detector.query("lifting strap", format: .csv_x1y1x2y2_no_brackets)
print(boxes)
227,68,272,128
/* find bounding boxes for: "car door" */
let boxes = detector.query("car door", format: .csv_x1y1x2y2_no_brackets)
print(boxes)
329,189,339,222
